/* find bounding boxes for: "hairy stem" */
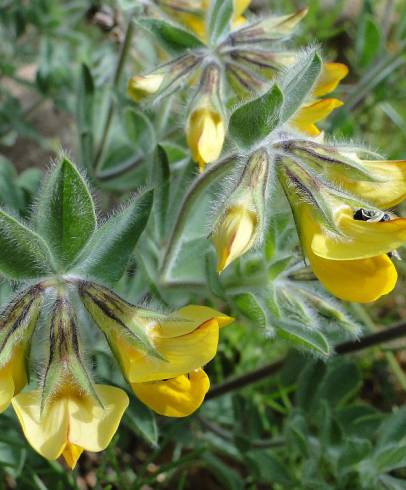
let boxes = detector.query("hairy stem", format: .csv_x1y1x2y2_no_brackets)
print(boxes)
93,16,135,174
207,321,406,400
160,156,237,283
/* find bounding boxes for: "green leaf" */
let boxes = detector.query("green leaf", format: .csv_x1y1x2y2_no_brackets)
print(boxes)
0,157,24,211
34,156,96,269
281,51,322,123
377,407,406,448
276,320,330,356
137,18,204,55
233,292,267,328
374,445,406,473
319,360,362,406
124,107,156,156
229,84,283,149
76,64,94,171
0,209,52,279
295,359,327,411
151,145,170,241
208,0,233,43
74,189,153,283
203,453,244,490
245,449,294,485
338,437,372,468
124,395,158,446
356,14,382,68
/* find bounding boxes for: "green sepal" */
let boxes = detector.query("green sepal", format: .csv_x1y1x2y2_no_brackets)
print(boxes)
40,295,101,413
0,285,44,367
229,84,283,149
136,18,204,55
0,209,53,279
34,156,97,270
275,319,330,357
79,281,163,361
73,189,153,284
280,50,322,123
208,0,233,44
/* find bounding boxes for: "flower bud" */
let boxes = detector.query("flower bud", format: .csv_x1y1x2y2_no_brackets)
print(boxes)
186,64,225,171
213,149,269,271
128,74,164,102
213,205,258,272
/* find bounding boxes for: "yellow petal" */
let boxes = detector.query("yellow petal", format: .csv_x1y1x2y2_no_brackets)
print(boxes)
213,206,258,272
292,98,344,135
62,443,83,470
152,305,233,338
308,249,397,303
233,0,250,18
312,206,406,260
187,109,225,170
300,206,397,302
330,160,406,209
127,319,220,383
0,365,15,413
313,63,349,97
12,391,68,460
67,385,129,452
131,369,210,417
10,344,28,395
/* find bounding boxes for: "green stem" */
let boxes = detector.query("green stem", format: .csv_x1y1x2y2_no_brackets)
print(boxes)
93,16,135,173
160,156,237,283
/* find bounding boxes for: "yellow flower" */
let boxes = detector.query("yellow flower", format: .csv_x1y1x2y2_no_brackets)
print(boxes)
0,345,27,413
292,62,348,136
213,204,258,272
327,157,406,209
131,368,210,417
116,305,232,417
12,383,129,469
298,203,404,302
186,103,225,171
82,289,233,417
127,74,164,102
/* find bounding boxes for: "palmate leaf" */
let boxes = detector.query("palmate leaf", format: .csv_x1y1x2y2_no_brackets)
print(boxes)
34,156,96,270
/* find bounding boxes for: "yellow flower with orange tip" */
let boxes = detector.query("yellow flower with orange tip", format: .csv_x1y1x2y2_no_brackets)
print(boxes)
12,382,129,469
292,62,348,136
127,73,164,102
79,283,234,417
186,101,225,171
213,204,258,272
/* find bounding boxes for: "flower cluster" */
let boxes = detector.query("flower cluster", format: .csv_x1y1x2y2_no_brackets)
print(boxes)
0,281,232,468
128,1,312,171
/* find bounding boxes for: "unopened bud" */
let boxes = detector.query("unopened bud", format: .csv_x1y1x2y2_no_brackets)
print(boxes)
128,74,164,102
213,205,258,272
